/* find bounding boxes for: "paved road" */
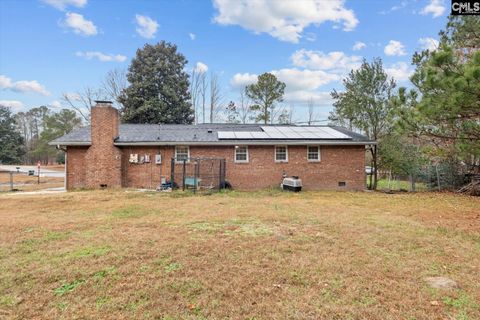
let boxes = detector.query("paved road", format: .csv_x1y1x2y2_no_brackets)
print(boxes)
0,165,65,178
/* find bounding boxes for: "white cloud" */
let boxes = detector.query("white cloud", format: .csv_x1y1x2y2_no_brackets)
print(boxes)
291,50,362,74
51,100,62,108
272,68,339,91
0,100,24,110
420,0,445,17
284,90,333,105
194,62,208,74
352,41,366,51
418,37,439,51
384,40,407,56
385,62,414,82
0,75,12,89
135,14,159,39
189,33,196,40
13,81,50,96
42,0,87,11
231,68,339,104
0,75,50,96
76,51,127,62
231,47,358,105
213,0,358,43
230,73,257,88
379,1,408,15
63,12,97,36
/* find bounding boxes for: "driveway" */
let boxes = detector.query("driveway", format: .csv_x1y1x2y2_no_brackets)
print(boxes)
0,165,65,178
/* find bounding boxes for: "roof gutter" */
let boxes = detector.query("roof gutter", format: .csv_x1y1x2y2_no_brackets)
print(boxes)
113,140,377,146
50,140,377,147
48,141,91,146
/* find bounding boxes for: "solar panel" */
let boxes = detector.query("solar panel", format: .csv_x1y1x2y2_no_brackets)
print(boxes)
250,132,269,139
317,127,350,139
234,132,254,139
219,127,351,140
260,126,277,133
218,131,236,139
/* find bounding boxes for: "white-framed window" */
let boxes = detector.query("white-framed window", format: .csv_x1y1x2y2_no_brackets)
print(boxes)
307,146,321,162
275,146,288,163
234,146,249,163
175,146,190,162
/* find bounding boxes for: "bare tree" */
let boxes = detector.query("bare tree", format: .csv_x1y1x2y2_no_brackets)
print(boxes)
199,73,207,123
307,97,318,125
102,68,127,108
237,89,253,124
276,104,295,124
209,72,222,123
224,101,239,123
62,87,104,123
189,69,202,124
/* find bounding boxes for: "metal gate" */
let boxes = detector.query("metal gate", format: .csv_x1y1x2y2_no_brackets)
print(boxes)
170,157,226,193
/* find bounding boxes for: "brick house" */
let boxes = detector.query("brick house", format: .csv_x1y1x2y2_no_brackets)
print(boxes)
50,101,375,191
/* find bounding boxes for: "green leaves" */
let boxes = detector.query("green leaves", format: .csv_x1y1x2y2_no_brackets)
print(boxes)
0,105,25,164
245,73,286,124
401,16,480,163
330,58,396,140
119,41,193,124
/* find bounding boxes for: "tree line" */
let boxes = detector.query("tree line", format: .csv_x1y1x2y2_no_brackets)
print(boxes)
0,41,289,165
330,16,479,190
0,105,82,164
3,15,476,190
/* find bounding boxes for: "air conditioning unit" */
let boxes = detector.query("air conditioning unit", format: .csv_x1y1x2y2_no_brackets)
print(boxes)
281,176,302,192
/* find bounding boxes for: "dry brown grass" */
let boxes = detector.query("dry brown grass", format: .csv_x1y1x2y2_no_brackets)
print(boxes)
0,190,479,319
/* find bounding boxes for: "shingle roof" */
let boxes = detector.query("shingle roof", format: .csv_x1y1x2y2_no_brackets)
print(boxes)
50,123,375,146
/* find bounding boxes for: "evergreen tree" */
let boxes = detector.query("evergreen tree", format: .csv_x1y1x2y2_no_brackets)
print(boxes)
119,41,193,124
246,73,286,124
34,109,83,163
0,105,25,164
330,58,396,189
401,16,480,165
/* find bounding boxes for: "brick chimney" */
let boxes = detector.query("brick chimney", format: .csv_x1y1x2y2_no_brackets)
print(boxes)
84,101,123,188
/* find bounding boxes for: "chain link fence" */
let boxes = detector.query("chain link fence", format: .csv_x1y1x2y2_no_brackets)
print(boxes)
375,161,476,193
170,157,226,193
0,168,64,192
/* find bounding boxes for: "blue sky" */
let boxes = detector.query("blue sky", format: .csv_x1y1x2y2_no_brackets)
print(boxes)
0,0,449,122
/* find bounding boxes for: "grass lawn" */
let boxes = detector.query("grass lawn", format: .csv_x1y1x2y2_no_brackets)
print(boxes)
368,178,428,192
0,190,479,319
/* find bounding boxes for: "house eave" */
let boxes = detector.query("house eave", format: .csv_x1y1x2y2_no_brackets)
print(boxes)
50,140,376,147
113,140,377,146
48,141,91,146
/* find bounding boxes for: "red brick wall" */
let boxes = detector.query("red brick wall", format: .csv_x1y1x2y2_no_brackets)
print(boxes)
66,146,87,189
120,146,174,189
115,144,365,191
83,105,122,188
65,104,366,192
